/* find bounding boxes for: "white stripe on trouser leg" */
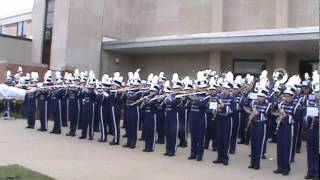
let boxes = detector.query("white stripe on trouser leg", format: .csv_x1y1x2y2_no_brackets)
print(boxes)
260,124,266,160
91,104,95,137
153,114,157,150
137,106,140,134
203,113,207,146
76,100,80,134
112,106,117,143
236,113,241,140
100,106,105,140
175,113,179,152
289,125,294,164
67,99,69,126
228,117,233,155
185,109,187,140
45,101,48,129
59,100,62,130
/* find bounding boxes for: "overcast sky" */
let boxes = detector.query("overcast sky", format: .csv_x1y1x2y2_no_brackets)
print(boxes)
0,0,34,18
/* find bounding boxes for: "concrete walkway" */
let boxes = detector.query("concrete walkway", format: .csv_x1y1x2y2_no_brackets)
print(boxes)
0,119,308,180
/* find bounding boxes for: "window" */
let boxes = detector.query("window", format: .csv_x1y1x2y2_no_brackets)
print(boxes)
17,21,27,37
233,59,266,77
0,26,4,34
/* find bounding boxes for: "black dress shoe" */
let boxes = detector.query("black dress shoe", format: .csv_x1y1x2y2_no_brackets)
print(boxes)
213,159,222,164
273,169,283,174
98,139,107,142
237,141,245,144
122,134,128,138
188,156,196,160
38,129,47,132
50,131,55,134
156,140,164,144
262,154,266,159
123,144,130,148
129,145,136,149
88,136,93,140
79,136,86,139
109,142,119,145
138,138,144,141
254,166,260,170
296,149,301,154
163,153,169,156
196,157,203,161
143,149,148,152
212,147,217,151
248,165,254,169
168,153,175,157
223,161,229,166
204,146,209,150
282,171,290,175
229,151,235,154
304,175,314,179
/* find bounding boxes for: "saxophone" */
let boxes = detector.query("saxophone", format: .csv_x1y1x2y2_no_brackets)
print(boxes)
275,106,286,133
245,104,258,132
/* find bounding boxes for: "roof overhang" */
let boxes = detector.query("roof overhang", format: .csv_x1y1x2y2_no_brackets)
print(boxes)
102,26,319,54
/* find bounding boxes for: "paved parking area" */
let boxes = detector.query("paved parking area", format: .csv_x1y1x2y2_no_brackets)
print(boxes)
0,119,308,180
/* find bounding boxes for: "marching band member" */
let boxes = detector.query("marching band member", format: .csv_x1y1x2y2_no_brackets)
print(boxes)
205,76,219,151
273,86,301,176
25,73,37,129
108,72,125,145
213,71,236,165
178,76,193,148
65,70,81,137
230,75,243,154
304,72,319,180
248,87,272,170
163,77,183,156
123,70,143,148
50,72,66,134
79,71,97,140
156,72,167,144
142,75,159,152
188,71,210,161
37,71,52,132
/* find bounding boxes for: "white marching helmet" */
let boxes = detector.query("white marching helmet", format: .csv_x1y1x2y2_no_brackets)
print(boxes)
163,80,172,93
55,71,63,84
147,73,154,85
31,72,39,82
44,70,52,84
196,71,208,88
74,69,80,81
159,72,167,82
150,75,159,91
6,70,13,80
133,69,141,86
101,74,111,87
257,88,269,97
183,76,193,90
208,77,217,90
127,71,134,86
87,70,96,85
172,73,183,89
113,72,123,87
311,70,319,93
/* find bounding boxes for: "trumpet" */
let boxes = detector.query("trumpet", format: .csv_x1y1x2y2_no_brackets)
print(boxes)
175,91,207,99
275,107,286,133
245,105,258,132
130,94,153,106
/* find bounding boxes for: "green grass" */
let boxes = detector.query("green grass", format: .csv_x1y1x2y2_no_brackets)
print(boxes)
0,164,55,180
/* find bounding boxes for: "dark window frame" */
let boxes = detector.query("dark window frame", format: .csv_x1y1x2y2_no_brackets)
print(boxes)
233,59,267,77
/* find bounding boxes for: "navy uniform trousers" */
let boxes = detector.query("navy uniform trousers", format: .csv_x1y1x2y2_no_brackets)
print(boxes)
81,100,95,138
156,106,165,143
306,120,319,178
51,98,63,133
125,105,140,146
205,112,216,150
216,114,232,162
230,110,241,153
68,98,80,136
250,121,267,168
165,110,179,155
189,110,207,159
38,97,48,130
144,109,157,151
178,107,188,146
276,123,295,173
26,93,37,128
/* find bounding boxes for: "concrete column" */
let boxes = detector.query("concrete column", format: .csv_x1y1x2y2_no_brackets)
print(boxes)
208,51,222,74
31,0,46,64
275,0,289,28
273,51,287,71
50,0,104,73
211,0,224,32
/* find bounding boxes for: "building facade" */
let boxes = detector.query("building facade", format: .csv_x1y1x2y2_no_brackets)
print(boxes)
0,0,319,82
